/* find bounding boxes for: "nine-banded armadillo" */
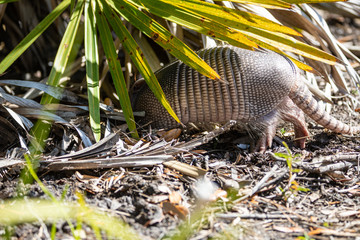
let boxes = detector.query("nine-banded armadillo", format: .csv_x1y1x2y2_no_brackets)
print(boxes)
133,46,360,152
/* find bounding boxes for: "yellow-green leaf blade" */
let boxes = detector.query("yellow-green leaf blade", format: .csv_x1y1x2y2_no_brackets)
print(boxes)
243,35,315,71
128,0,258,49
101,1,180,124
0,0,71,74
168,0,301,36
0,199,141,240
85,0,101,142
215,0,292,9
108,0,221,80
283,0,346,3
242,29,338,65
95,1,138,138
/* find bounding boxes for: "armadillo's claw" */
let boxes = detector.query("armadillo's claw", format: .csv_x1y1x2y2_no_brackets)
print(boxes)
250,111,279,153
250,97,310,153
253,128,276,153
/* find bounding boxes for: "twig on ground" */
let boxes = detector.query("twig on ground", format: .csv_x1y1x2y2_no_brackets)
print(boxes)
270,152,360,174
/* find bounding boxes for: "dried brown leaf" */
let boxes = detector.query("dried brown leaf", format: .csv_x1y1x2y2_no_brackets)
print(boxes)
169,191,182,204
157,128,182,142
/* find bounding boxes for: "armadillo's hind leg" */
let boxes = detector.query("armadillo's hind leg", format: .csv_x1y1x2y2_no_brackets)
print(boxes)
278,97,309,149
250,97,310,153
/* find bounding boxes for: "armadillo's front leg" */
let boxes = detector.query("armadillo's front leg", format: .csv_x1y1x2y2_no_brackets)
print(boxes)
251,110,279,153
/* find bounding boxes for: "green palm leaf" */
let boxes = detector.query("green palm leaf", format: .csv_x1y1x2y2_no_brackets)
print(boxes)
216,0,292,9
101,0,180,124
129,0,338,68
30,0,84,152
95,0,138,138
167,0,301,36
85,0,101,142
108,0,221,80
41,0,84,104
128,0,258,50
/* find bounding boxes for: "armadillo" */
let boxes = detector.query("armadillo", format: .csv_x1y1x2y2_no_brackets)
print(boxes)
133,46,360,152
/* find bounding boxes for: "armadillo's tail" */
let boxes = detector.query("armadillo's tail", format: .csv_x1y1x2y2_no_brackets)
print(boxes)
289,80,360,135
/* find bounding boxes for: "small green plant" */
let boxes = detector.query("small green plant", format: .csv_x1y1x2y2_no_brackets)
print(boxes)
275,142,310,194
274,142,301,178
296,232,315,240
280,127,287,136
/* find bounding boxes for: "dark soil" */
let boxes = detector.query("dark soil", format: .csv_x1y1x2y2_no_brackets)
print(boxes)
1,100,360,239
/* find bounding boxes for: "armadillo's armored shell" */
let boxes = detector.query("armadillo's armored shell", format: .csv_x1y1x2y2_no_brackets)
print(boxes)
134,47,297,128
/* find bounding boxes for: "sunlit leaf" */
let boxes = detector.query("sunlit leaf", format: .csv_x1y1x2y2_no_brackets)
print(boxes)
169,0,301,36
108,0,222,80
128,0,258,50
241,35,315,71
41,0,85,104
215,0,292,9
129,0,338,66
242,29,339,64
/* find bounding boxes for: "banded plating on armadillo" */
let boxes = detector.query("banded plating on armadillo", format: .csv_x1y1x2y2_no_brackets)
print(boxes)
134,46,293,128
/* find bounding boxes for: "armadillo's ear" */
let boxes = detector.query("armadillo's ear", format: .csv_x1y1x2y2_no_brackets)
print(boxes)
130,78,146,96
130,78,146,108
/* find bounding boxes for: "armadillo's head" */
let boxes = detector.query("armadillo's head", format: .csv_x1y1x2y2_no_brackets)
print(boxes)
132,79,179,129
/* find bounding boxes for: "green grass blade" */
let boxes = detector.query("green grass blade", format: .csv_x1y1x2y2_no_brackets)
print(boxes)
108,0,220,80
101,1,180,124
85,0,101,142
0,0,70,74
70,0,76,12
0,199,141,240
95,0,138,138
